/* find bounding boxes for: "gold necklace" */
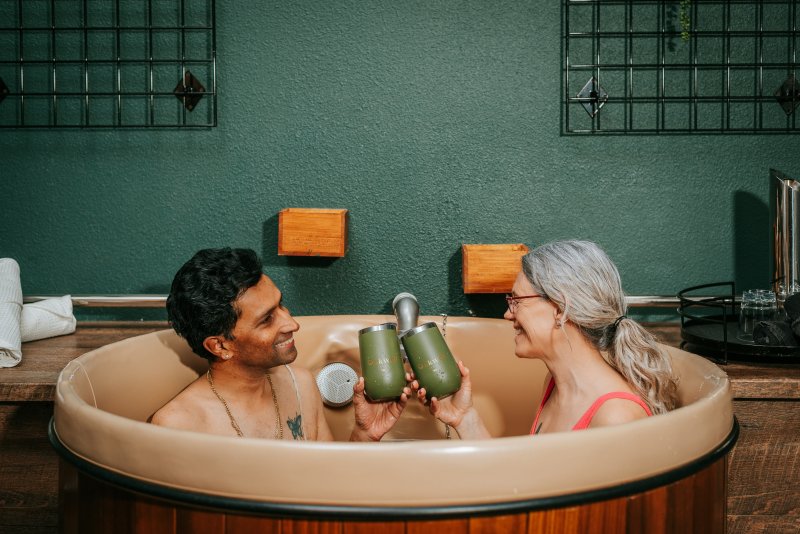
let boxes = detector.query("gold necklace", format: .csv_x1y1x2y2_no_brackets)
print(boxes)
207,368,283,440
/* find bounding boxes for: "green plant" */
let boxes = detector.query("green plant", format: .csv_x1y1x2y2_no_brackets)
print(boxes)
679,0,691,42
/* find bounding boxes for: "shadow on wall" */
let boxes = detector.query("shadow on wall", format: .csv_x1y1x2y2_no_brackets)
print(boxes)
733,191,769,291
447,249,508,319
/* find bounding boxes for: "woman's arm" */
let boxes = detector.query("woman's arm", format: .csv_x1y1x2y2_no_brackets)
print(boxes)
413,361,491,440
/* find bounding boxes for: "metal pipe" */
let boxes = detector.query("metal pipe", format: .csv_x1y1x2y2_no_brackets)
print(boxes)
23,294,689,309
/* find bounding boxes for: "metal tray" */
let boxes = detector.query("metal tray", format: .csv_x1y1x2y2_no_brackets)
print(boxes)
681,315,800,363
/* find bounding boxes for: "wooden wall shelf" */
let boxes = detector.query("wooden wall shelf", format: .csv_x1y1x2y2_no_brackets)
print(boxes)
278,208,348,257
462,244,529,294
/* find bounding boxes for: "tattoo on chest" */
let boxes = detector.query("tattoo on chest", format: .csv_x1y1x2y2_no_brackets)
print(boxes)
287,414,304,440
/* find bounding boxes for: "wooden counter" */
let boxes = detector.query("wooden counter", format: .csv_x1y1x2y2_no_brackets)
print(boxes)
1,322,798,533
0,322,167,403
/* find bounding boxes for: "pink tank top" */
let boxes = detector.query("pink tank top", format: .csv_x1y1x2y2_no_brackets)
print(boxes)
530,378,652,434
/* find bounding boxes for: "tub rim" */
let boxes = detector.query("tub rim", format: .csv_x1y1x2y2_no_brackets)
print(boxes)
51,318,737,512
49,417,738,520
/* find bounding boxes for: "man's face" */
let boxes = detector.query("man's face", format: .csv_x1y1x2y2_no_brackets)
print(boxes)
225,274,300,369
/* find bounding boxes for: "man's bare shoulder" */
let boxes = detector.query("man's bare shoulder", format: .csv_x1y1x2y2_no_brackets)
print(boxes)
288,365,317,389
149,377,215,432
288,365,328,404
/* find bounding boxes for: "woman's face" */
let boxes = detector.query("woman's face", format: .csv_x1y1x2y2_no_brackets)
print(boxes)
503,272,560,359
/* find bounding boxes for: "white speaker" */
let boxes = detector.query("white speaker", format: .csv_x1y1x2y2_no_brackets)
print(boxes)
315,362,358,407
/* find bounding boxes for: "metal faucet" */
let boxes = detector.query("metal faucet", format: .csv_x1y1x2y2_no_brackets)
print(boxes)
392,292,419,336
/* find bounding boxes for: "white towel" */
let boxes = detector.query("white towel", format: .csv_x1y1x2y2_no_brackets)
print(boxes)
0,258,23,368
21,295,77,343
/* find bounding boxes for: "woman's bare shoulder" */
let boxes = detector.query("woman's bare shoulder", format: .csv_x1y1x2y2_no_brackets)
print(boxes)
588,397,650,428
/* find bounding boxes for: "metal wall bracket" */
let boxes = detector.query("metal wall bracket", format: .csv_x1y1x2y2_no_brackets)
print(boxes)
174,71,206,112
577,77,608,118
775,75,800,116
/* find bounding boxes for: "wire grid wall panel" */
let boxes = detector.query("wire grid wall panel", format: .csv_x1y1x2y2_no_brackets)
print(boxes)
563,0,800,134
0,0,216,128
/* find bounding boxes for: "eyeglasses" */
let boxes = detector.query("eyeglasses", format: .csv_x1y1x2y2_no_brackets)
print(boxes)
505,294,546,313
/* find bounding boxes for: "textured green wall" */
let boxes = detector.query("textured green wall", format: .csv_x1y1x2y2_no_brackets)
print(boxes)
0,1,797,320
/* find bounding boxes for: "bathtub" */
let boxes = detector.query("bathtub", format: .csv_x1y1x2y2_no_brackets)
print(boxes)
51,315,736,533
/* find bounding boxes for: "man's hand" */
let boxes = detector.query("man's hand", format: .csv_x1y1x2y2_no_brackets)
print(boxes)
349,378,410,442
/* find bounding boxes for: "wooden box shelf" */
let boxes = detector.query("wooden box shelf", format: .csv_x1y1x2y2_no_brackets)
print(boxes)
278,208,348,257
462,244,529,294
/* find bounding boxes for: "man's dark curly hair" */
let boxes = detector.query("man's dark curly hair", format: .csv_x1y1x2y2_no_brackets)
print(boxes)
166,248,263,361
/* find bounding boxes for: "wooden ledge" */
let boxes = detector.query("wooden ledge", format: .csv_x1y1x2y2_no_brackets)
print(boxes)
1,322,168,402
2,322,798,402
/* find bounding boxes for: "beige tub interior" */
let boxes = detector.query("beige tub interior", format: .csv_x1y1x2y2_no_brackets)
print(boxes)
53,315,734,508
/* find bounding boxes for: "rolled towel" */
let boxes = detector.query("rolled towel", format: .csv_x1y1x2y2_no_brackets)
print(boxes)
784,293,800,321
21,295,76,343
0,258,23,368
753,320,798,347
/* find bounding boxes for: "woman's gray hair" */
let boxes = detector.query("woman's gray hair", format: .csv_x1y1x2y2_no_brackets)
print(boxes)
522,240,678,414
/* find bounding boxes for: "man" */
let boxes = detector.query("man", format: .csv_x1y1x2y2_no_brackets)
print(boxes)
151,248,408,441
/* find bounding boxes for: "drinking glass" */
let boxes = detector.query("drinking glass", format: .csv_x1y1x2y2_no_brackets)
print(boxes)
776,281,800,318
739,289,777,341
755,289,778,323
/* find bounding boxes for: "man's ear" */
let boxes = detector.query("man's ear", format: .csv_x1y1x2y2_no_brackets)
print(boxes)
203,336,232,360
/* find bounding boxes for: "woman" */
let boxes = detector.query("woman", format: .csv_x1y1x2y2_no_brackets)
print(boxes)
413,240,679,439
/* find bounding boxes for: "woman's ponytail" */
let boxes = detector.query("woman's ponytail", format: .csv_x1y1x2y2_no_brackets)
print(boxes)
607,318,678,414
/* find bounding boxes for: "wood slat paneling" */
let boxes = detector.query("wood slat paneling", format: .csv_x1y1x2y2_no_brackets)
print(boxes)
405,518,469,534
625,489,668,534
343,521,404,534
77,471,132,533
175,509,224,534
132,499,176,534
57,458,729,534
224,514,281,534
280,518,343,534
469,513,528,534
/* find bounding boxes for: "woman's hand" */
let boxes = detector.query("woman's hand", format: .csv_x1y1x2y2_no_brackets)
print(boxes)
410,361,491,439
349,378,410,442
410,360,473,427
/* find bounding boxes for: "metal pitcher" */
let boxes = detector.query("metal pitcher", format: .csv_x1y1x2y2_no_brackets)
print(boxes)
770,168,800,303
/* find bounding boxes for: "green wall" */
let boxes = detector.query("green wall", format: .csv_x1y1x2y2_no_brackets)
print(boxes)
0,1,796,320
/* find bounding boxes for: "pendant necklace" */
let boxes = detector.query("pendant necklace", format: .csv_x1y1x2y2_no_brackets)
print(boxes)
207,368,283,440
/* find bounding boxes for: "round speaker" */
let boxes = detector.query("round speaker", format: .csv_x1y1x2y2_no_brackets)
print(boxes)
315,362,358,407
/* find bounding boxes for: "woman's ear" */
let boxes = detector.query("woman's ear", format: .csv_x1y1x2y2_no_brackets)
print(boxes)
553,309,564,329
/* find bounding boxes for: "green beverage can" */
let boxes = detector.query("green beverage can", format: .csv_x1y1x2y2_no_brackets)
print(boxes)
358,323,406,401
401,322,461,400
